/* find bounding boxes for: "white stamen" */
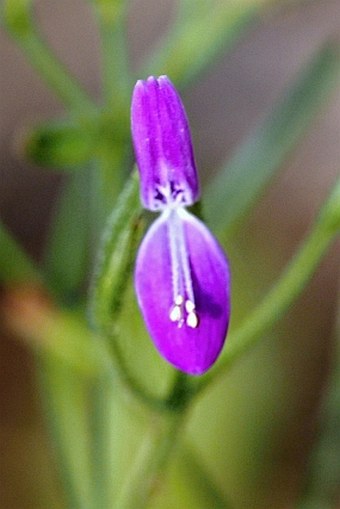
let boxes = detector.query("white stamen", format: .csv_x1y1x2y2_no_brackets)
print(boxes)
169,305,182,323
185,300,195,313
167,210,199,328
185,300,199,328
186,311,199,329
167,213,184,307
169,295,184,324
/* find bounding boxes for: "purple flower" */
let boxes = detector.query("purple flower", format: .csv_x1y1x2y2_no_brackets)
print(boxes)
131,76,231,375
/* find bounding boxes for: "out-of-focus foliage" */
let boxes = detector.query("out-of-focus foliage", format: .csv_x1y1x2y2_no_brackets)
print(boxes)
1,1,339,509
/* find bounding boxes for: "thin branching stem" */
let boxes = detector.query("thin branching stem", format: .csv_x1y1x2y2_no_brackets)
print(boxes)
196,179,340,393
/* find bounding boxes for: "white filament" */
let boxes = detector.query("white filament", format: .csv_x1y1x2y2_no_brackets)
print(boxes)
167,209,199,329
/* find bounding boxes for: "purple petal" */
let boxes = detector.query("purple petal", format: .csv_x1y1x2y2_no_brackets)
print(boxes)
131,76,200,211
134,210,231,375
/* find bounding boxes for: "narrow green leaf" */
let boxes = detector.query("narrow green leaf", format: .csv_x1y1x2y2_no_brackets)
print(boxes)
2,0,96,118
90,171,142,332
172,446,232,509
88,375,115,509
89,0,131,107
24,120,93,169
1,0,32,36
318,176,340,234
143,1,260,87
297,350,340,509
116,411,186,509
198,178,340,391
297,181,340,508
44,167,92,300
204,43,340,236
37,354,94,509
0,221,40,283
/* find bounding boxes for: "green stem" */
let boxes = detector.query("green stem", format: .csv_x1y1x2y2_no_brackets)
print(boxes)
44,166,93,301
297,338,340,508
166,370,194,410
96,145,129,215
89,172,169,410
115,372,192,508
197,178,340,392
106,330,171,412
0,220,41,284
3,4,96,118
23,36,95,117
92,0,132,197
116,409,188,509
205,42,340,237
143,0,258,87
88,0,131,114
99,11,131,107
88,374,113,509
37,354,92,509
176,445,232,508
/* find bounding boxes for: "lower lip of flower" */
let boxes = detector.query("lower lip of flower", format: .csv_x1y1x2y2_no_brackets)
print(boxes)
134,207,231,375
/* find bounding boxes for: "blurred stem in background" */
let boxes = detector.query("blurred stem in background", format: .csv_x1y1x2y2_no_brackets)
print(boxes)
116,409,188,509
205,43,340,237
297,326,340,509
198,178,340,391
0,220,41,284
89,0,132,107
1,0,340,508
2,0,96,119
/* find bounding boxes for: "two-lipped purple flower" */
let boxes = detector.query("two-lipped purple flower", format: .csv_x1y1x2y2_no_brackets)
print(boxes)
131,76,231,375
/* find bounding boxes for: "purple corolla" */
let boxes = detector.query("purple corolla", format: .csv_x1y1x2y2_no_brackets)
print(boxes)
131,76,231,375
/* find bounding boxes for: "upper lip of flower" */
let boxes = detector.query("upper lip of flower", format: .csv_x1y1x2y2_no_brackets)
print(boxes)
131,75,200,211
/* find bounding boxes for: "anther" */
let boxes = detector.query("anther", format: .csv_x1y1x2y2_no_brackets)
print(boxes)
175,295,184,305
186,312,199,328
169,295,184,326
185,300,195,313
185,300,199,328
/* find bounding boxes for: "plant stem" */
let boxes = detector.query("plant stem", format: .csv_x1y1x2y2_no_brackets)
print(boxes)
0,220,40,284
92,1,132,196
197,179,340,391
205,42,340,237
297,336,340,507
89,171,170,410
88,374,114,509
176,445,232,508
22,35,95,117
3,4,95,118
98,13,131,107
45,167,93,301
115,371,192,509
89,0,131,103
116,408,188,509
37,354,92,509
106,330,171,412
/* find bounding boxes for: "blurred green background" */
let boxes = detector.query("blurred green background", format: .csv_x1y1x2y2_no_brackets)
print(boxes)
0,1,339,508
